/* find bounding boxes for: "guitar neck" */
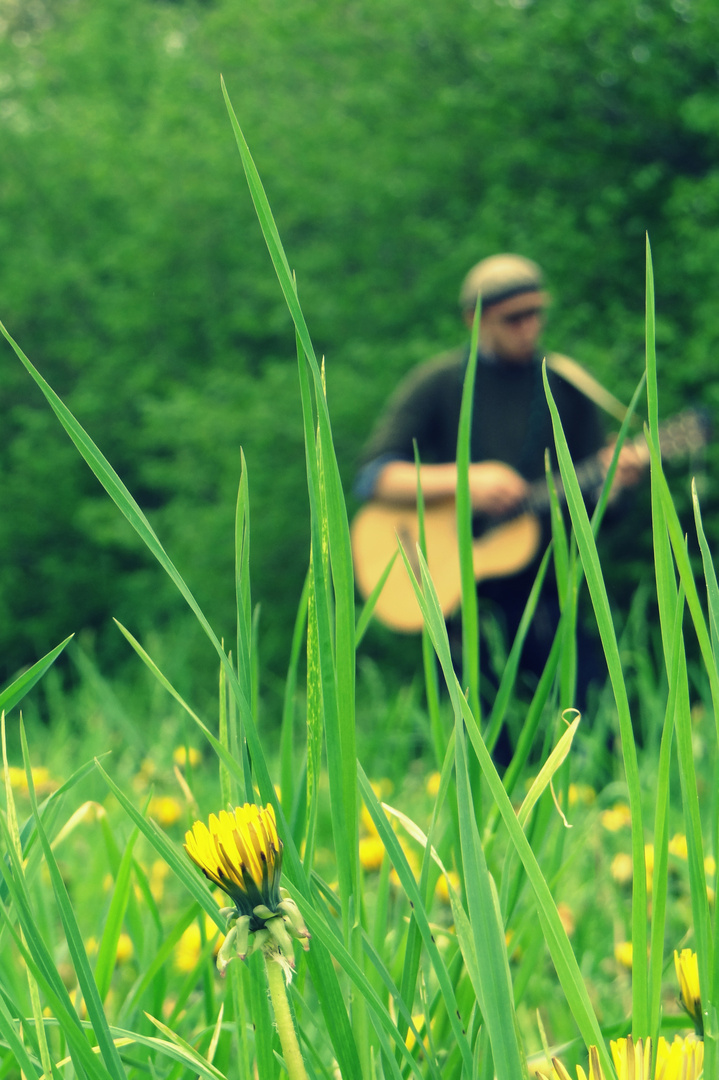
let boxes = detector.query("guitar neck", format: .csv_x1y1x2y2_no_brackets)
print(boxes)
522,408,708,518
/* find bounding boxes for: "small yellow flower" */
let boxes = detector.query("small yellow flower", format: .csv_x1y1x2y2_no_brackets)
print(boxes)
6,765,56,795
359,836,386,872
610,853,633,885
115,933,134,964
655,1034,703,1080
614,941,633,969
173,746,202,768
600,803,631,831
544,1036,701,1080
668,833,688,860
705,854,716,877
174,914,224,972
149,860,170,902
611,1036,651,1080
568,783,596,808
149,796,183,827
435,869,460,905
674,948,702,1033
426,772,441,798
184,803,309,972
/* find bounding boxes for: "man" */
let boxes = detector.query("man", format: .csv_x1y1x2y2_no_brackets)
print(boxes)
355,254,640,715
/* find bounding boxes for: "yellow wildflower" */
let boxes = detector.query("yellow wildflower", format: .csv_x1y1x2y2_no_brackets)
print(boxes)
668,833,688,860
359,836,386,872
184,803,309,971
610,853,633,885
600,803,631,831
426,772,441,798
174,914,224,972
149,796,183,827
173,746,202,768
435,869,460,905
674,948,702,1033
614,942,633,969
655,1034,703,1080
611,1036,651,1080
115,933,134,964
545,1036,701,1080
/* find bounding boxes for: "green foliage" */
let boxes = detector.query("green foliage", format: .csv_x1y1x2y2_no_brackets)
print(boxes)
2,0,719,688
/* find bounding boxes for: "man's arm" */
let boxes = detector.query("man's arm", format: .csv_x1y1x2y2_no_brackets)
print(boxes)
373,459,530,516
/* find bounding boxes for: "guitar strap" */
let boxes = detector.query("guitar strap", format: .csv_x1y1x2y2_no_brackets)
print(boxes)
546,352,628,423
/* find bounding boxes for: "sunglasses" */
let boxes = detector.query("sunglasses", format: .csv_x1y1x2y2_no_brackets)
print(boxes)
500,306,545,326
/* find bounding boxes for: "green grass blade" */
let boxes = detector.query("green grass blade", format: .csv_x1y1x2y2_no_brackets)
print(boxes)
94,823,140,1002
454,719,528,1080
456,302,481,721
0,635,73,715
20,724,127,1080
541,360,648,1037
357,766,474,1075
285,880,439,1080
394,537,615,1077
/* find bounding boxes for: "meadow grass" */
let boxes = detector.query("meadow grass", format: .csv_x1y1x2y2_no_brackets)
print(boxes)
0,84,716,1080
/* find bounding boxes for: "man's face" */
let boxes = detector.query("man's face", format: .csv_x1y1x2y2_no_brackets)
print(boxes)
478,290,546,364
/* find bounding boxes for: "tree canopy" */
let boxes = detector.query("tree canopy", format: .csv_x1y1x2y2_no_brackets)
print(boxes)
1,0,718,689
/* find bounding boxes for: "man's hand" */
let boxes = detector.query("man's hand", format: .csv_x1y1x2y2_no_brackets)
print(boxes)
468,461,529,516
599,439,647,492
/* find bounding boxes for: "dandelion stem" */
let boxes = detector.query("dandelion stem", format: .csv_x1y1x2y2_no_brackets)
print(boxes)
264,952,309,1080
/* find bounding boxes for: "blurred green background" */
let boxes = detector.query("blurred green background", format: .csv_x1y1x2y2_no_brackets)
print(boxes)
1,0,718,701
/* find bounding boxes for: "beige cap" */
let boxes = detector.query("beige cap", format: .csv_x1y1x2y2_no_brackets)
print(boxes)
459,254,544,313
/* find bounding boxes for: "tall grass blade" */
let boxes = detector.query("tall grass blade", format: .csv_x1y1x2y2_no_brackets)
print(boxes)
0,635,73,715
542,360,648,1037
456,303,481,721
395,537,615,1077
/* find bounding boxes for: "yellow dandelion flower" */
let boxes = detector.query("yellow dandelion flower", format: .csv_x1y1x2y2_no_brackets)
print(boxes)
150,796,183,827
705,854,716,877
614,941,633,969
174,914,224,972
674,948,702,1033
185,803,282,916
668,833,688,860
611,1036,651,1080
544,1036,699,1080
426,772,441,798
610,853,633,885
568,783,596,808
115,933,134,964
600,803,631,831
435,869,460,905
359,835,386,872
655,1034,703,1080
150,860,170,902
184,803,309,971
173,746,202,768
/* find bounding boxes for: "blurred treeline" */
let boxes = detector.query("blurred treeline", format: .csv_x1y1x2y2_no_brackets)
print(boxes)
1,0,719,695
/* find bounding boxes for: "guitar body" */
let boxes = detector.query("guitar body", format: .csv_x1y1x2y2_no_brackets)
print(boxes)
351,500,542,633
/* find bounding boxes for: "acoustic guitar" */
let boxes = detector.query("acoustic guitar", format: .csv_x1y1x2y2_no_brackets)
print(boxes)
351,410,709,632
